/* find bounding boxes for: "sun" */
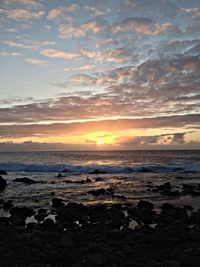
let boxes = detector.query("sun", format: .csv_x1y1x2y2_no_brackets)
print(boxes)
96,139,104,146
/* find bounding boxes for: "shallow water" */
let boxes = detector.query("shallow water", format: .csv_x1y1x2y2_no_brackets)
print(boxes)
0,150,200,210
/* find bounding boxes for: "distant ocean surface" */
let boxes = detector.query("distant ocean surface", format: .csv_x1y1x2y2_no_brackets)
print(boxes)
0,150,200,210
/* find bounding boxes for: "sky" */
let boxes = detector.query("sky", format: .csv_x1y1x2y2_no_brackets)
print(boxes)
0,0,200,151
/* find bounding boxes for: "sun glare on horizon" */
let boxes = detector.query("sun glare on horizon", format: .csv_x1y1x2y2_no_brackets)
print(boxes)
96,139,104,146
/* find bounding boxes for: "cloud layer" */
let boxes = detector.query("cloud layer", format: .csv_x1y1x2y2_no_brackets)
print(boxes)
0,0,200,150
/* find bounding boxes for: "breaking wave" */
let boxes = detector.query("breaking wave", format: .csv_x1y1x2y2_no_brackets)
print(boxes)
0,163,199,174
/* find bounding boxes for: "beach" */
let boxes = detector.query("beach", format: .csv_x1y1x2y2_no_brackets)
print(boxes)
0,150,200,266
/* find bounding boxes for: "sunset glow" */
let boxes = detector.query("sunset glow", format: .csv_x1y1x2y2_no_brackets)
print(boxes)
0,0,199,151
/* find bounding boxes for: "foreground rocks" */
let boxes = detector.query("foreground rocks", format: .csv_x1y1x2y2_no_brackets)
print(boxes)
0,170,7,175
0,200,200,267
0,176,7,190
14,177,37,184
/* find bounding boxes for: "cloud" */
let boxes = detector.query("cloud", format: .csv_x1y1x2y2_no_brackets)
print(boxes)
120,0,178,19
64,64,96,72
0,141,93,152
0,51,20,56
80,47,130,63
4,0,43,9
96,39,118,48
58,24,85,39
3,40,56,50
47,4,79,21
59,19,109,39
26,58,48,65
85,6,111,17
111,18,177,35
3,40,37,49
7,9,44,20
118,132,188,147
40,49,80,59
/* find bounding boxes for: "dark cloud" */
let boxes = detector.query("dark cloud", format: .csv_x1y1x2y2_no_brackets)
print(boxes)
118,132,198,148
0,114,199,139
0,141,94,152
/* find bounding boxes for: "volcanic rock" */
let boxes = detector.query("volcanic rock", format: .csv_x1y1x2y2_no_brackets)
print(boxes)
14,177,37,184
0,176,7,190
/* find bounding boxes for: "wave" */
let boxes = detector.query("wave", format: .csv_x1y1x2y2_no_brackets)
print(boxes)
0,163,199,174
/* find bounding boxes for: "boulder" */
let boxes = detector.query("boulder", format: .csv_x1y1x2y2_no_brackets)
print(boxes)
88,187,114,196
0,176,7,190
10,206,35,226
0,170,7,175
14,177,37,184
138,200,153,211
52,198,64,208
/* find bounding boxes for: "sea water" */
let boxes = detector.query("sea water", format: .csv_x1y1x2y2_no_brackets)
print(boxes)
0,150,199,209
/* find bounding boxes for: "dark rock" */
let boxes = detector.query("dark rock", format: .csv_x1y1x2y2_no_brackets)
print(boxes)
86,178,92,183
0,176,7,190
157,181,172,190
184,205,193,210
65,180,73,183
88,187,114,196
14,177,37,184
138,200,153,211
86,253,107,266
3,200,13,210
42,218,55,229
0,170,7,175
10,206,35,225
27,264,44,267
89,169,107,174
35,213,47,222
60,234,74,248
57,173,63,178
52,198,64,207
38,208,48,214
95,177,103,182
168,261,181,267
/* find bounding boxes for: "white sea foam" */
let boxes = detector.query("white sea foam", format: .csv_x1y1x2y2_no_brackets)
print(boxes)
0,162,199,174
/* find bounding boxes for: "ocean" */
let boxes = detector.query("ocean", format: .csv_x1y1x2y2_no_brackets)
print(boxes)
0,150,200,210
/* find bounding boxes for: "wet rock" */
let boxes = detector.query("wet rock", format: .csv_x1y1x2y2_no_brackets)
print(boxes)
138,200,153,211
60,234,74,248
95,177,103,182
168,260,181,267
0,176,7,190
27,263,44,267
14,177,37,184
38,208,48,214
184,205,193,210
86,253,107,266
182,183,200,196
65,180,73,184
35,213,47,222
10,206,35,225
0,170,7,175
157,181,172,190
3,200,13,210
88,187,114,196
42,218,55,229
52,198,64,208
89,169,107,174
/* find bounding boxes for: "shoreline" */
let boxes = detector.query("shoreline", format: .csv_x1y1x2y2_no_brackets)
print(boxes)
0,199,200,267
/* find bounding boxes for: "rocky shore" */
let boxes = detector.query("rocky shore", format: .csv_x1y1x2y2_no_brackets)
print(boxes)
0,171,200,267
0,197,200,267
